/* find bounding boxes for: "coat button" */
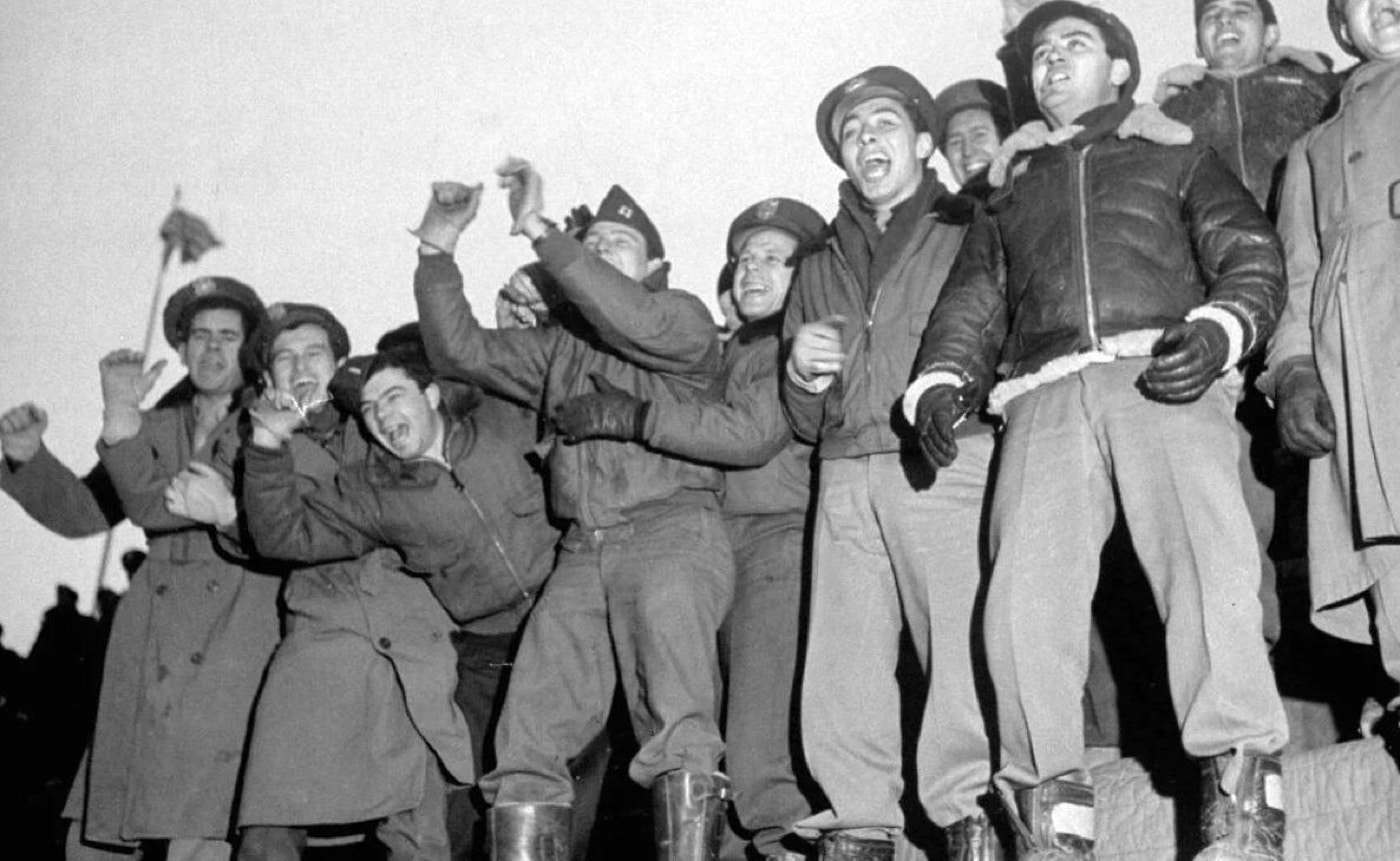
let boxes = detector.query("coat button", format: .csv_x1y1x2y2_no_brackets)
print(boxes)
1348,151,1364,164
206,580,221,593
378,637,392,650
190,652,204,665
155,584,168,596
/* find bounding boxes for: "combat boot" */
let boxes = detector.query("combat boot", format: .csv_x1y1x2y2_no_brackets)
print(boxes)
1195,751,1284,860
653,770,731,861
488,802,570,861
814,831,894,861
945,812,1005,860
1011,774,1095,860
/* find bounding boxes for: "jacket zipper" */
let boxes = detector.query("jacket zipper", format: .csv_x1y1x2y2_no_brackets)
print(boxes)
447,469,533,604
1229,77,1247,186
1073,146,1100,346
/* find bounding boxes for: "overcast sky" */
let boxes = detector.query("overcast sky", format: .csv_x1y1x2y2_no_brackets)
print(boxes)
0,0,1340,654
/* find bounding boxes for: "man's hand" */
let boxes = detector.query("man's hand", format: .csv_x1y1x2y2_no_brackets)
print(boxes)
1154,62,1208,104
552,374,650,444
915,386,968,469
1276,366,1336,458
164,462,236,526
0,402,48,464
411,181,484,255
1140,319,1230,403
100,349,165,444
249,390,307,448
789,316,846,384
495,156,545,237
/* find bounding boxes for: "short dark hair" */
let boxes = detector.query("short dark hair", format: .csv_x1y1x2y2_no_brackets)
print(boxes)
1196,0,1277,28
362,344,436,396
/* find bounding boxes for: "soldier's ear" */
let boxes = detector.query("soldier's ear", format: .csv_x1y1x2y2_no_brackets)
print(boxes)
645,258,664,278
1262,23,1280,54
915,131,935,161
426,383,442,411
1109,58,1132,88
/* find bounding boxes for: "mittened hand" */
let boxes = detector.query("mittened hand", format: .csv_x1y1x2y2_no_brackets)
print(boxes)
411,181,484,255
1276,366,1336,459
914,385,968,469
0,402,48,463
1140,319,1230,403
551,373,650,444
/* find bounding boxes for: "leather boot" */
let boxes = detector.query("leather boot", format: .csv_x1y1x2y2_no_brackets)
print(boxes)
1011,774,1095,860
1194,751,1284,860
652,770,731,861
488,802,570,861
945,812,1005,860
814,832,894,861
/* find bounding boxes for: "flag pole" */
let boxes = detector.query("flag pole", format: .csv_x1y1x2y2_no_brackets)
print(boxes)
95,188,181,594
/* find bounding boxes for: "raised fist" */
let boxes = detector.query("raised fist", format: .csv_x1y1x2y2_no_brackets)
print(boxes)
495,156,545,236
0,402,48,463
411,181,484,255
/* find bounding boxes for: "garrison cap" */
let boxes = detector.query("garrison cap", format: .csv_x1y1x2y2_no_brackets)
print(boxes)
726,198,827,260
250,302,351,373
816,66,941,166
932,79,1014,145
592,185,665,260
1013,1,1141,102
162,276,266,348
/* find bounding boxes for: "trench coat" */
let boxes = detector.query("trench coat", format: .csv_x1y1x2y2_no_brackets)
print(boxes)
1265,59,1400,643
0,388,284,844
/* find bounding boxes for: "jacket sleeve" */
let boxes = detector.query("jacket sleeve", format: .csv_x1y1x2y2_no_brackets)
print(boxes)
240,440,382,564
97,411,205,532
909,212,1010,402
414,251,554,407
534,231,720,378
1,445,124,537
1181,146,1287,360
779,267,839,445
646,341,790,468
1260,137,1320,394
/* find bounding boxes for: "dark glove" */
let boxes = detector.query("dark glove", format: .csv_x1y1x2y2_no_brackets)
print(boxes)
1276,365,1336,458
915,385,969,469
552,373,651,444
1140,319,1231,403
564,204,594,238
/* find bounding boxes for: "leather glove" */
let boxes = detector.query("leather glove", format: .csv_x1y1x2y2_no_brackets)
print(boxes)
564,204,594,238
552,374,650,444
410,181,484,255
495,156,545,236
1140,319,1230,403
915,385,970,469
1276,364,1336,458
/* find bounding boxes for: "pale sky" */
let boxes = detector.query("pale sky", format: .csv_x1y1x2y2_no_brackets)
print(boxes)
0,0,1340,653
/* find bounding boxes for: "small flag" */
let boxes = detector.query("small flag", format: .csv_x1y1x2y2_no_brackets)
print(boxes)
159,188,222,269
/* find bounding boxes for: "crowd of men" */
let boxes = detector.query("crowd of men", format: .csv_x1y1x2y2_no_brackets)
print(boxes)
3,1,1398,860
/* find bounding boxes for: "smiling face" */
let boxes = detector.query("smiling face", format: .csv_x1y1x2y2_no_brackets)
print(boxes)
178,307,247,397
360,366,443,461
264,324,342,411
942,107,1003,186
583,220,661,283
1197,0,1278,73
838,96,934,214
1341,0,1400,60
733,228,800,323
1031,16,1133,129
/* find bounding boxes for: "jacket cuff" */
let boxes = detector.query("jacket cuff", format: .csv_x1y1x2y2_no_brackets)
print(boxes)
902,371,966,427
533,228,583,272
785,355,834,394
1186,304,1245,370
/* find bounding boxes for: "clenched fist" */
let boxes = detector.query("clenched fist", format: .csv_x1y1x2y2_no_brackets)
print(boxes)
0,402,48,463
411,181,484,255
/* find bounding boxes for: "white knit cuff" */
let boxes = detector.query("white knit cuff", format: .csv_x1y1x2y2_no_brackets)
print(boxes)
901,371,966,427
1186,305,1245,371
786,355,835,394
